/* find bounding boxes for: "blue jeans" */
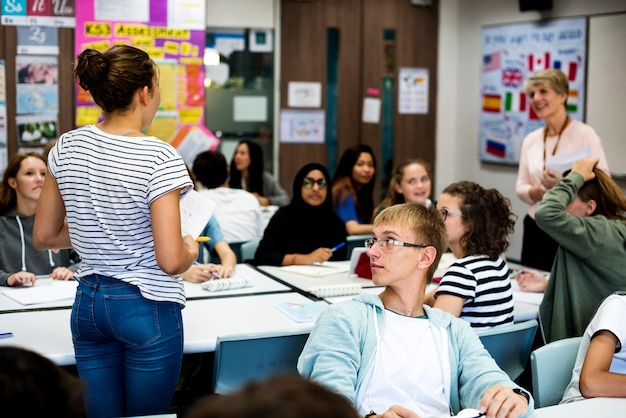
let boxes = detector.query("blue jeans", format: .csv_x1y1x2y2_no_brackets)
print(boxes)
71,274,184,418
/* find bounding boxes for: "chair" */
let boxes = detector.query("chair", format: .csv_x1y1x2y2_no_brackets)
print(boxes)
476,319,538,382
530,336,582,407
212,330,310,395
240,237,261,262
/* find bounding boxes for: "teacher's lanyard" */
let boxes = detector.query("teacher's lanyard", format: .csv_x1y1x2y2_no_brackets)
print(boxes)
543,116,570,170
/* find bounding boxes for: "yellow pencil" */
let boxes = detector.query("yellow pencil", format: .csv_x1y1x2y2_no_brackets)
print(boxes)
196,236,212,242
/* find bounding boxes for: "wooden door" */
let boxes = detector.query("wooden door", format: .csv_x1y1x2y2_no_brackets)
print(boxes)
279,0,439,201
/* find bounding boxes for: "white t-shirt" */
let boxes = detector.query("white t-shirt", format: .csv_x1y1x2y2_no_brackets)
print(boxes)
198,188,264,242
356,310,451,417
561,293,626,403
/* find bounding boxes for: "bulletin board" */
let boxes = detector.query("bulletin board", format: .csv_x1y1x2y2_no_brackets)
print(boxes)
478,17,587,165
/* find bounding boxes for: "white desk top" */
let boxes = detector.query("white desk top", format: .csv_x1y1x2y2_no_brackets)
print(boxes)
0,291,316,366
531,397,626,417
0,264,290,313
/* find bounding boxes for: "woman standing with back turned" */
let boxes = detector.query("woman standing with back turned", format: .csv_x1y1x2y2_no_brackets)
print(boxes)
34,45,199,418
516,69,607,271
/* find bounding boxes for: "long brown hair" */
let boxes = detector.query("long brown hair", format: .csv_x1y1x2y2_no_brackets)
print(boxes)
374,159,431,217
577,167,626,220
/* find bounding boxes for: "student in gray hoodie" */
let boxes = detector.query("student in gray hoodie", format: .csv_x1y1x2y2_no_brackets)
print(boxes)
0,152,78,286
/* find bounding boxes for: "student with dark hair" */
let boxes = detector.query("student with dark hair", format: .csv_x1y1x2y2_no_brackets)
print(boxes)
34,44,199,417
515,157,626,343
253,162,347,266
0,152,79,286
0,346,85,417
228,140,289,207
426,181,517,328
184,374,359,418
331,144,377,235
193,150,263,242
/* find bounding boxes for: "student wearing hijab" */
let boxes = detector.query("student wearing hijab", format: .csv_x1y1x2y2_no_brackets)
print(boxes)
253,163,347,266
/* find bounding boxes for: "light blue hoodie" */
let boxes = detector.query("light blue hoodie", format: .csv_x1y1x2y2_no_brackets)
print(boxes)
298,293,534,416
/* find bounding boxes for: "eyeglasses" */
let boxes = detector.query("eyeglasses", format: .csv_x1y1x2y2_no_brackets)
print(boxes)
439,208,465,221
364,238,430,251
303,178,327,188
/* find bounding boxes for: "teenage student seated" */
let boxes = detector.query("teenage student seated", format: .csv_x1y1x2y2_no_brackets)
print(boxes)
560,291,626,403
0,152,79,286
192,150,263,242
298,203,533,417
331,144,377,235
425,181,516,328
253,163,347,266
514,157,626,342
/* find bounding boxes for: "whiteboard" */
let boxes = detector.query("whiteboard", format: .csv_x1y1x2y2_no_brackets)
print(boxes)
587,13,626,177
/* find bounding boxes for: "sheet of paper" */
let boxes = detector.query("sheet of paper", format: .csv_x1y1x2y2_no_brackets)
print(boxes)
546,144,591,174
281,263,349,277
513,291,544,305
180,190,215,239
2,280,77,306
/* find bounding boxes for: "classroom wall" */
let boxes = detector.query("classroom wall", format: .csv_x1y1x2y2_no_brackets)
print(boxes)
435,0,626,261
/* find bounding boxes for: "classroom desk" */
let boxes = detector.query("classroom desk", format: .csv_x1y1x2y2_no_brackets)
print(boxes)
257,261,382,294
0,291,317,366
530,397,626,417
0,264,291,313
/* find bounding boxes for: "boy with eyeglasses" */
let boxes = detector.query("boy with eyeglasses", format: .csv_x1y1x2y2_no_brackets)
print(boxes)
298,203,533,418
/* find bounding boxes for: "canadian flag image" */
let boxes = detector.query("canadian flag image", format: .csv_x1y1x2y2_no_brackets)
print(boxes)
528,53,550,71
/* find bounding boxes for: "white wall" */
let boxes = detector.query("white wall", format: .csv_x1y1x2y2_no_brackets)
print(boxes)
206,0,275,28
436,0,626,261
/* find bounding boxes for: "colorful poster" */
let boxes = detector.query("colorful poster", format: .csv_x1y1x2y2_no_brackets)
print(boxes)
280,109,325,144
1,0,75,27
75,0,208,148
15,55,59,115
398,67,429,115
479,17,587,164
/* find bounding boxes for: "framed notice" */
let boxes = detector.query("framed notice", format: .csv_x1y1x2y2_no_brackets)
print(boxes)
478,17,587,164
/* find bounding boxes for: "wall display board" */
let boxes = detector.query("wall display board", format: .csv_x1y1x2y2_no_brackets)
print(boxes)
74,0,217,164
1,0,75,27
479,17,587,164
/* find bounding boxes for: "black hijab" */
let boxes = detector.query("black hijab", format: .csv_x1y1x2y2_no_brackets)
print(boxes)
253,163,348,265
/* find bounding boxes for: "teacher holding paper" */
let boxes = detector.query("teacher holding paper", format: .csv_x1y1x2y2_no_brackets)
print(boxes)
516,69,608,271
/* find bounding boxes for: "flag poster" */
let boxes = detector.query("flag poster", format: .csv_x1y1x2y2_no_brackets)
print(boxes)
479,17,587,164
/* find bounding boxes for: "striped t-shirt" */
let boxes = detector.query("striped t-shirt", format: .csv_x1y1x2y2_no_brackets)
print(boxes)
48,125,193,306
435,255,514,328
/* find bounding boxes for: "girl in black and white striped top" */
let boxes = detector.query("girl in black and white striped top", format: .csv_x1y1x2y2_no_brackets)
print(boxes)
428,181,516,328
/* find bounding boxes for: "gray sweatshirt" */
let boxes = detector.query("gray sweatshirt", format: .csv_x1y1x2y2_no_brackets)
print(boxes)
0,210,79,286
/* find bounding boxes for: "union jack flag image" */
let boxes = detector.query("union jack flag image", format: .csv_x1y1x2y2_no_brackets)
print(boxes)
501,67,523,88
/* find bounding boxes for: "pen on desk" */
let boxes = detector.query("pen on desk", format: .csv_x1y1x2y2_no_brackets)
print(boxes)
330,242,346,253
196,236,211,242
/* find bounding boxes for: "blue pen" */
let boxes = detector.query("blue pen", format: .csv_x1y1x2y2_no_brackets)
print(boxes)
330,242,346,253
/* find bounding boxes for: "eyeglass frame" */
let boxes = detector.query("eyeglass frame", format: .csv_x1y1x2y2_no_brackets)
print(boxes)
302,177,327,188
364,237,431,251
439,208,465,221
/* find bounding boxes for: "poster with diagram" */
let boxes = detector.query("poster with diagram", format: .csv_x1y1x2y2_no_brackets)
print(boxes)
479,17,587,164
